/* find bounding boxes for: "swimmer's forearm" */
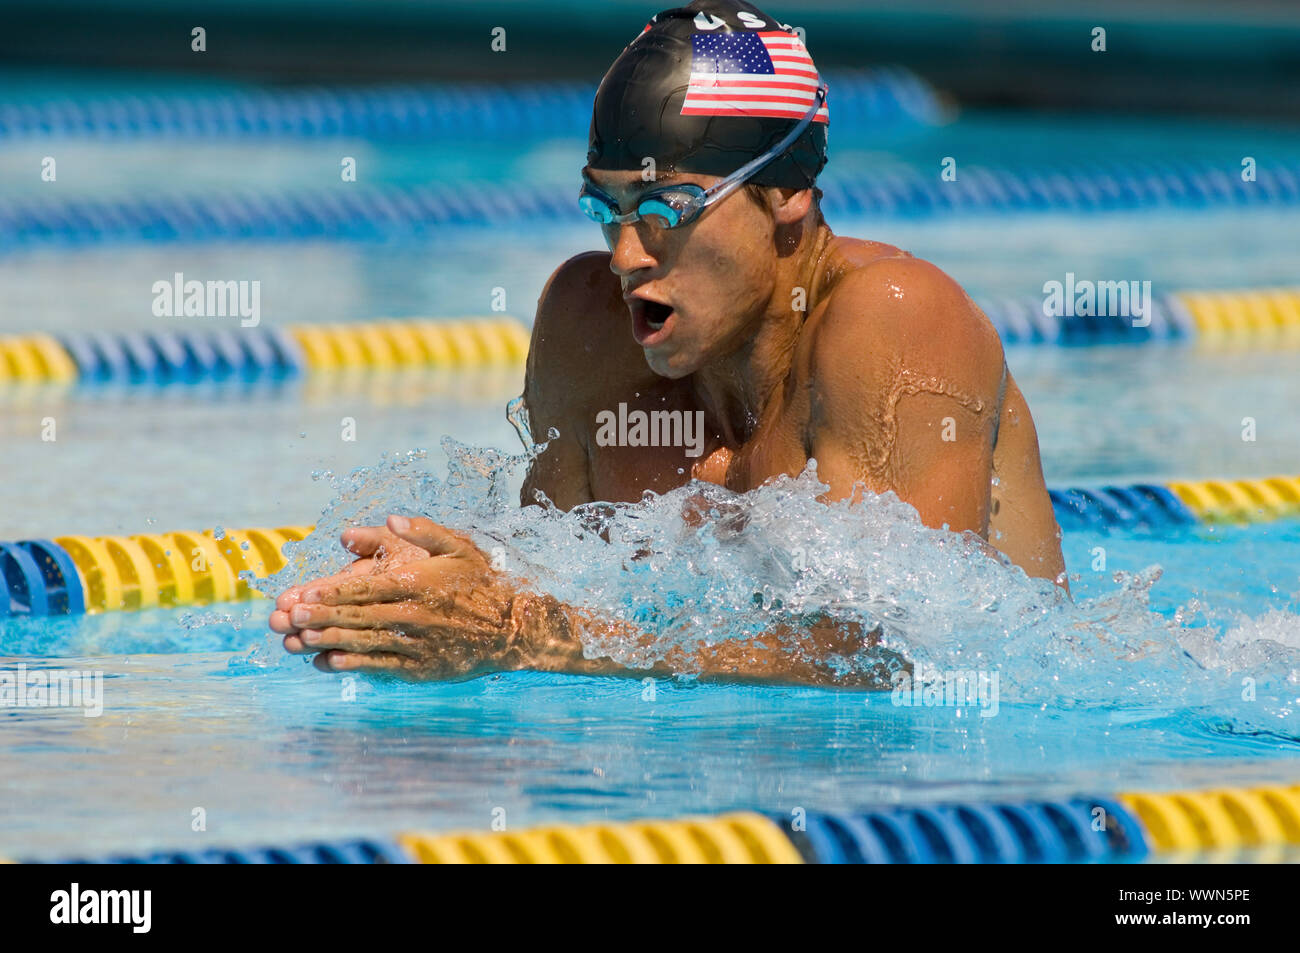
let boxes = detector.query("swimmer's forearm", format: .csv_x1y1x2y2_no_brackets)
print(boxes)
505,592,888,687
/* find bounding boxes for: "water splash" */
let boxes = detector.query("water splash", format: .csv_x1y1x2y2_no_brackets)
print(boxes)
505,393,533,451
251,437,1300,733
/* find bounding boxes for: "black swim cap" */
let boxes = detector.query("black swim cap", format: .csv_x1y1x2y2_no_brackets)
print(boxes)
587,0,829,190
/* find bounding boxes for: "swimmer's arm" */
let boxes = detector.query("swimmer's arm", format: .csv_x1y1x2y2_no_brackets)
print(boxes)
278,517,890,687
517,257,602,509
508,592,892,688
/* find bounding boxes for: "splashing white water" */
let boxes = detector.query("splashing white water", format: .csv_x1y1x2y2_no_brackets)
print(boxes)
252,436,1300,731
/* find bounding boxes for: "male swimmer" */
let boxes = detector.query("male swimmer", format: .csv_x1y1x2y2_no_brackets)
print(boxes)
270,0,1066,686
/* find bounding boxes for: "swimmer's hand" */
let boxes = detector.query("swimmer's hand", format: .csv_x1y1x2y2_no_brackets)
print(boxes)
270,515,525,680
269,520,431,635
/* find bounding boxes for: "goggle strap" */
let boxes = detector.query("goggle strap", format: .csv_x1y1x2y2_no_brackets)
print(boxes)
698,83,828,205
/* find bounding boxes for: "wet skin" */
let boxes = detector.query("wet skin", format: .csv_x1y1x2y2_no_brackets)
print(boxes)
270,170,1067,685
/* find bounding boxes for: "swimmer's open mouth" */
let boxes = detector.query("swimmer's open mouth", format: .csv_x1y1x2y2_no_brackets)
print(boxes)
643,300,671,329
627,295,676,345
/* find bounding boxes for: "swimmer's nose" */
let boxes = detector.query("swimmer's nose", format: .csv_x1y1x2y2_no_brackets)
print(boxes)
608,223,656,277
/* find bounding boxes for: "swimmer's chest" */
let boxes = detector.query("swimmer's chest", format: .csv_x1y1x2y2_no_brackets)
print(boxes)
584,383,810,500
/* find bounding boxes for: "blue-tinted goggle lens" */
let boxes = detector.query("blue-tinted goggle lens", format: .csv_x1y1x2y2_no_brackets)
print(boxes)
578,191,618,224
578,185,703,229
637,196,688,228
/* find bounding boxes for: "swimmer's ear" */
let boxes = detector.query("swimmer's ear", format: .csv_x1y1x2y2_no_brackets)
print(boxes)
771,186,815,226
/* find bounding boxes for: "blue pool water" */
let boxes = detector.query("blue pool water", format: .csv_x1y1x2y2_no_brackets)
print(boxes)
2,71,1300,860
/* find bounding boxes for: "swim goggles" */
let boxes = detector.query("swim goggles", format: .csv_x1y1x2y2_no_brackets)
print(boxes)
578,83,828,230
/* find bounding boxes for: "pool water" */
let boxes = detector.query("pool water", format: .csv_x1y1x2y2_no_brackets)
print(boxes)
2,71,1300,860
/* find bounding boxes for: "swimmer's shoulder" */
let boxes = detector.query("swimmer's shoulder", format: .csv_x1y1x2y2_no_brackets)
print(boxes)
531,251,622,343
801,238,1004,399
525,251,653,408
800,237,1003,408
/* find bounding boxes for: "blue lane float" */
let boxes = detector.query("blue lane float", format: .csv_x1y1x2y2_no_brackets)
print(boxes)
0,542,50,616
0,69,941,143
3,159,1296,255
1048,484,1198,532
1,539,83,617
943,803,1030,862
772,797,1148,864
819,160,1300,217
57,326,305,384
33,839,413,865
977,292,1196,344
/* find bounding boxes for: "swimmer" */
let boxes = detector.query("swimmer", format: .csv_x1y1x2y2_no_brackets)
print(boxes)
270,0,1067,686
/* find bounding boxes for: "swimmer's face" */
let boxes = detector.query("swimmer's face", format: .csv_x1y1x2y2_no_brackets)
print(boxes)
584,167,784,379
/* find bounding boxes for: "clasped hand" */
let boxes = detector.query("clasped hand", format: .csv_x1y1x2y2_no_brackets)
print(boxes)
270,515,521,680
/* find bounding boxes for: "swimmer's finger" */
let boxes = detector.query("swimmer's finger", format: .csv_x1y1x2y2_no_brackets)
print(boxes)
306,572,417,607
275,587,306,612
298,627,420,658
340,525,391,557
314,650,412,674
274,559,377,612
270,608,297,634
289,601,417,633
386,515,471,557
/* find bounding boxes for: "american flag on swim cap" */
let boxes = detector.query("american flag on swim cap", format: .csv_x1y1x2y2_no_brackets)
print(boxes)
680,30,828,122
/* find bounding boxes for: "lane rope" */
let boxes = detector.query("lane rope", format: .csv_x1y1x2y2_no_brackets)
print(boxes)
15,782,1298,863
